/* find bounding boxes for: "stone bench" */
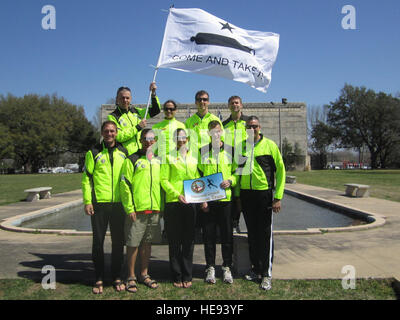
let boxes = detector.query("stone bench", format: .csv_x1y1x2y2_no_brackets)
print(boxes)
344,184,370,198
24,187,52,202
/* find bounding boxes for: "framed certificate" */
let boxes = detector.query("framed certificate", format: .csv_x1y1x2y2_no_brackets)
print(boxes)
183,173,227,203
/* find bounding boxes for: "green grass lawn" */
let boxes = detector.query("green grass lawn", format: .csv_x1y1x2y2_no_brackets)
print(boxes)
291,169,400,202
0,173,82,205
0,170,399,206
0,278,398,300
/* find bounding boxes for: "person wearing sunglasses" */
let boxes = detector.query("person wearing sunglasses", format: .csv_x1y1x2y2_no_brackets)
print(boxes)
235,116,285,291
152,100,186,161
160,128,202,289
108,83,161,155
120,129,162,292
185,90,222,151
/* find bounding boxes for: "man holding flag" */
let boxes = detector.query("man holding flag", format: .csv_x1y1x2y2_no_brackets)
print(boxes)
108,83,161,155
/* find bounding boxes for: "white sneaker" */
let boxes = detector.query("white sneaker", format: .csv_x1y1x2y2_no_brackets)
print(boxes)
222,266,233,284
205,266,216,284
260,276,272,290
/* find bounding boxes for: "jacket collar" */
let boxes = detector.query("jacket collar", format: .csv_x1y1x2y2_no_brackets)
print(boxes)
117,105,133,114
208,141,225,152
228,113,247,122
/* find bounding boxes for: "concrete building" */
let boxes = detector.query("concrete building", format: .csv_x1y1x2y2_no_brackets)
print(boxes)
101,102,309,170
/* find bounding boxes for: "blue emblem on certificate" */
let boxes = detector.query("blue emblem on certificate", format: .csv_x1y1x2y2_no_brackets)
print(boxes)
183,173,226,203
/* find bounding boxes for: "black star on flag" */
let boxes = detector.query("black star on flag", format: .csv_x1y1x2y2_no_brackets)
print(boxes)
220,22,234,33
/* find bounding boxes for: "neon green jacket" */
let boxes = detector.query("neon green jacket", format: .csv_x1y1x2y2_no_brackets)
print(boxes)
185,112,222,150
107,96,161,155
82,142,128,204
235,134,286,199
120,150,161,214
152,118,186,160
160,150,200,203
222,114,249,147
198,142,236,202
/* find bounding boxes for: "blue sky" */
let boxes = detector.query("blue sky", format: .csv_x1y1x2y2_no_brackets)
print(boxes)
1,0,399,122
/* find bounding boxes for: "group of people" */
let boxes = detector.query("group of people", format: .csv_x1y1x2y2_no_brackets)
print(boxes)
81,83,286,294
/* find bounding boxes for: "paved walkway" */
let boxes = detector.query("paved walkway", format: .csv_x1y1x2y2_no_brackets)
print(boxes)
0,185,399,283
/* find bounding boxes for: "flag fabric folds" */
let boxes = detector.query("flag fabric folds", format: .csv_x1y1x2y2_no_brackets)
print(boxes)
157,8,280,93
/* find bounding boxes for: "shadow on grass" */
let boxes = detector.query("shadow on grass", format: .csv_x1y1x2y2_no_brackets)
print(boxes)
391,279,400,300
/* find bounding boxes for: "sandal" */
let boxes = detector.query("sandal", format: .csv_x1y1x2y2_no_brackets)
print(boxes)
126,277,138,293
173,282,183,288
140,274,159,289
92,280,103,294
183,281,192,288
113,279,126,292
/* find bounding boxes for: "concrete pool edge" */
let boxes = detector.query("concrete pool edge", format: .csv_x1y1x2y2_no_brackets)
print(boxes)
0,199,93,236
282,188,386,234
0,188,386,236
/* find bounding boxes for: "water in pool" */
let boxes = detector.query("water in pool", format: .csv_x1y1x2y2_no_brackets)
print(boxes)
20,194,359,231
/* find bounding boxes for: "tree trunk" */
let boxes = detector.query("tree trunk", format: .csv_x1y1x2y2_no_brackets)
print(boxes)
370,152,379,169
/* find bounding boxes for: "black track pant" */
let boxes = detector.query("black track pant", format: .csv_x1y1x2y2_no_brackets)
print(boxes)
240,189,274,277
91,202,125,282
201,201,233,268
164,202,197,282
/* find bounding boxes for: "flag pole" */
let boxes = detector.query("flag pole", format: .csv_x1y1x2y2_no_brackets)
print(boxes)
143,6,172,119
144,66,159,119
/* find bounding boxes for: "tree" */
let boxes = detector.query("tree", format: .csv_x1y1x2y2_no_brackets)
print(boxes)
0,93,98,173
282,137,304,170
326,84,400,169
92,98,115,132
310,121,336,169
307,104,329,150
0,123,14,160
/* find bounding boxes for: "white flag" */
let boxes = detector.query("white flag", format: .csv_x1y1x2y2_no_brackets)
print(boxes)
157,8,280,93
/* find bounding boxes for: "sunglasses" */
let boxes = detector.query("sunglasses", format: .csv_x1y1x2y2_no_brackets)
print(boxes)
177,136,187,141
246,125,259,129
144,137,155,141
164,107,176,112
196,97,209,102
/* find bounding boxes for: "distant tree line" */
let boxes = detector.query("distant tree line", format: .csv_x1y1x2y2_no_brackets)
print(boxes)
309,84,400,169
0,93,99,173
281,137,304,171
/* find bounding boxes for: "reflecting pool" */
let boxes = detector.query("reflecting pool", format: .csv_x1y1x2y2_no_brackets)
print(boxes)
20,194,361,232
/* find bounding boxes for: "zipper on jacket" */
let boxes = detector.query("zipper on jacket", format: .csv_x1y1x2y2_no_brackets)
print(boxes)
217,152,219,173
109,148,114,202
233,121,237,147
249,142,255,189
